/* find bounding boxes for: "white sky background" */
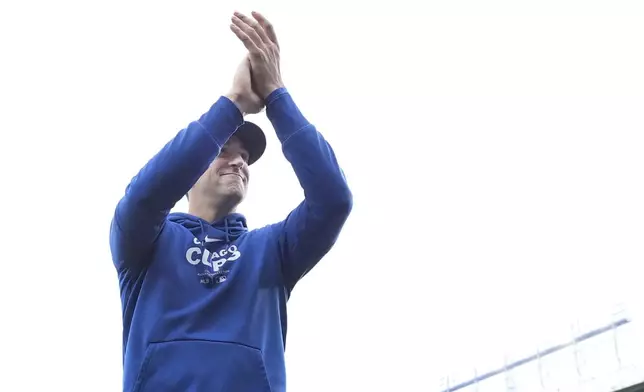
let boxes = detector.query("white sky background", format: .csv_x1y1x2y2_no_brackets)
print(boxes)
1,0,643,391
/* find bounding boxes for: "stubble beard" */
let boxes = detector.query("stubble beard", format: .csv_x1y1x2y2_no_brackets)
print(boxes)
216,177,245,207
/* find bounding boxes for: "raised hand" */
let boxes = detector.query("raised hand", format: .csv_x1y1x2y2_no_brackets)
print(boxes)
226,55,264,115
230,11,284,99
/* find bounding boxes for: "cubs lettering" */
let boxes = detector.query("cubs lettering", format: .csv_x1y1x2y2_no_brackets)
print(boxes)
185,245,241,271
185,239,242,286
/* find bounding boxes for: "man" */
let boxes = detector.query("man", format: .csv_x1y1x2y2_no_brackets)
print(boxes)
109,11,352,392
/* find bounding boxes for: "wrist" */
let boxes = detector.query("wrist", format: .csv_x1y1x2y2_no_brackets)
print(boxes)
225,92,247,116
262,83,285,100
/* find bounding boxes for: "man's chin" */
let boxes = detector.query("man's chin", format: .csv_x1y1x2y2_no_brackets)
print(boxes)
218,186,246,205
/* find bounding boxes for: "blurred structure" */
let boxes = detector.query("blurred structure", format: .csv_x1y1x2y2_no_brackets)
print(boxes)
438,305,644,392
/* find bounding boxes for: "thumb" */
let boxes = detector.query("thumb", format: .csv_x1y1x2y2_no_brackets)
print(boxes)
235,55,250,72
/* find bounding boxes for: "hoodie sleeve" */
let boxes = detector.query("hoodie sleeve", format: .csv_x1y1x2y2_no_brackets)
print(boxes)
110,96,243,271
266,88,353,293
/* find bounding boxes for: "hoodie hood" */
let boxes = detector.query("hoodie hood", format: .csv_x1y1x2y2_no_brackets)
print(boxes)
168,212,249,244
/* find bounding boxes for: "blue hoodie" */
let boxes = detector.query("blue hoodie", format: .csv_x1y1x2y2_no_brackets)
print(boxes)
109,88,352,392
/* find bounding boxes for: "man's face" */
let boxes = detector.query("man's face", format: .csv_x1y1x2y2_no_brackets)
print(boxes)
192,136,250,205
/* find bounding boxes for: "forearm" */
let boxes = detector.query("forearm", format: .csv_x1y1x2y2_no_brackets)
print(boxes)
267,88,352,291
265,88,352,210
111,96,243,266
120,96,243,212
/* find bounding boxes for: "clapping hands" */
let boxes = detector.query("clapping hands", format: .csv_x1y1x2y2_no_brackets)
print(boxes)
226,11,285,115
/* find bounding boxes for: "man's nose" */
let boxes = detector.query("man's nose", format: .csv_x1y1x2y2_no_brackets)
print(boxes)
228,154,245,168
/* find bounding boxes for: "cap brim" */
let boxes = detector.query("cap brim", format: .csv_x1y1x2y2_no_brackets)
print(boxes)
233,121,266,165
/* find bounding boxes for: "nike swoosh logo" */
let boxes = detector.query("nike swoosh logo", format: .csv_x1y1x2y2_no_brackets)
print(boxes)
204,236,223,243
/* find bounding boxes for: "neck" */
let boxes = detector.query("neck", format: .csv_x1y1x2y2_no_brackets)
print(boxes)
188,197,238,224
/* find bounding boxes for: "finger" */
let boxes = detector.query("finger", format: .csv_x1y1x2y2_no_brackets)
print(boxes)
229,23,261,54
251,11,279,48
234,11,271,46
232,13,268,48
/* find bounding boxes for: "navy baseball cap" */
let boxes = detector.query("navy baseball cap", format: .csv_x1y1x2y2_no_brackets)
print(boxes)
233,121,266,165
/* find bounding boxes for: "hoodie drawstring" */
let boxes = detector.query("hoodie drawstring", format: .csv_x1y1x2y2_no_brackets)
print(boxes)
199,220,206,242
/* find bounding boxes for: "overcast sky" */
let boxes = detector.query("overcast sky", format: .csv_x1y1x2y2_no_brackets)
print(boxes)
1,0,643,391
